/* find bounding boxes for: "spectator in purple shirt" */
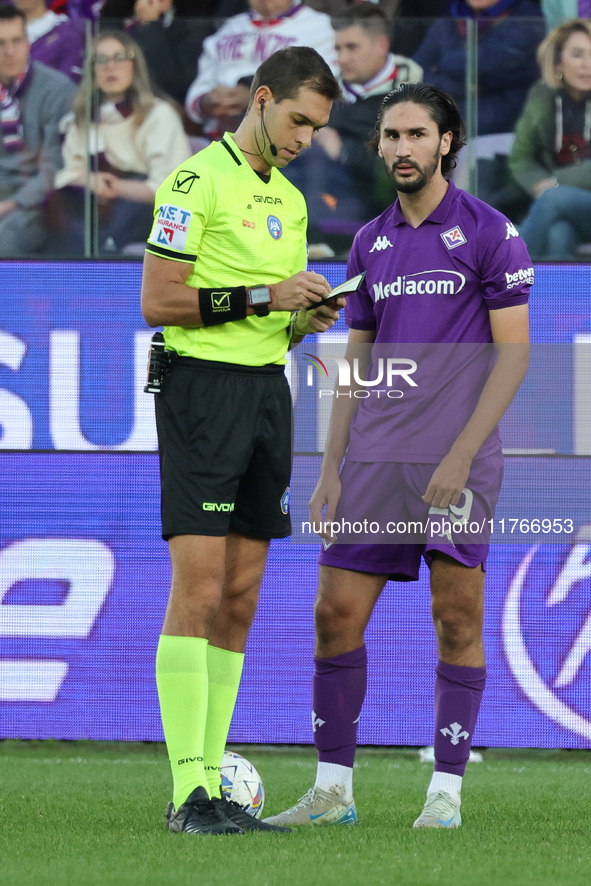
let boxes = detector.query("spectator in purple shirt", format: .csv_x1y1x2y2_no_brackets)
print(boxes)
13,0,85,82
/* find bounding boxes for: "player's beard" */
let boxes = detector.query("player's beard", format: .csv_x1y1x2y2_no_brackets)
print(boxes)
389,147,441,194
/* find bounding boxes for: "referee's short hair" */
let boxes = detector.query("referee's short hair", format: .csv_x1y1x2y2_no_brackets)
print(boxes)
249,46,341,106
368,82,466,176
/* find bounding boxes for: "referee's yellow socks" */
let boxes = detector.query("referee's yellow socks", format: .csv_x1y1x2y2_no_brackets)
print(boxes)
203,645,245,798
156,634,209,811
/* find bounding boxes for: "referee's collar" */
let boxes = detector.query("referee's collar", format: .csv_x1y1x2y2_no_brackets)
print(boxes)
221,132,273,182
221,133,243,167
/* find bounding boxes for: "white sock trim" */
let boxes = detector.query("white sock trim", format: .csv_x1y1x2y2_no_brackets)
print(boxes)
427,771,462,802
314,761,353,801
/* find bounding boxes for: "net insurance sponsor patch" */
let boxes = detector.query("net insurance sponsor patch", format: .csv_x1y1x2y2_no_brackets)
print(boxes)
149,204,192,251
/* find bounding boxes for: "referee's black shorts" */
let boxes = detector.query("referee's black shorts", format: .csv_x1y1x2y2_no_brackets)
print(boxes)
155,356,292,540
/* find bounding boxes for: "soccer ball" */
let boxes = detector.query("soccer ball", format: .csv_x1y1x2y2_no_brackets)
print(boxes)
221,751,265,818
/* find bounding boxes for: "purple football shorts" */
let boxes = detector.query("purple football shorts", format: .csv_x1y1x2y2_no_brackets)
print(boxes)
317,456,504,581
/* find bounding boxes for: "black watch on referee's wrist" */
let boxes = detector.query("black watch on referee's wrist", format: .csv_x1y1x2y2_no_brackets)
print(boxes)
247,284,272,317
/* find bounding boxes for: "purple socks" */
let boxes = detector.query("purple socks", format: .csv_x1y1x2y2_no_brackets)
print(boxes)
433,659,486,777
312,650,484,776
312,646,368,768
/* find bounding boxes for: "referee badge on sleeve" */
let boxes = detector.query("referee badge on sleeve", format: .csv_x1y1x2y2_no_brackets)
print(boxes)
149,205,191,251
280,487,290,515
172,171,199,194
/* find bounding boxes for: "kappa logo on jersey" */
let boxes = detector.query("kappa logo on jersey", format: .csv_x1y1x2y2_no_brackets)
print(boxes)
267,215,282,239
505,267,534,289
505,222,519,239
150,204,191,251
441,226,467,249
172,170,199,194
370,235,393,252
373,270,466,300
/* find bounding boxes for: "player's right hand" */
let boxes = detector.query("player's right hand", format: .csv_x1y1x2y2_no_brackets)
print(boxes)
309,471,342,541
271,271,331,312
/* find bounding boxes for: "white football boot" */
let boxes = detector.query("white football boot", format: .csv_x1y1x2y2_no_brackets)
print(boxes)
413,790,462,829
263,786,357,827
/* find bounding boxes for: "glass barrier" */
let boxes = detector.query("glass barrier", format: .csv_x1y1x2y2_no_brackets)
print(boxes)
6,13,583,260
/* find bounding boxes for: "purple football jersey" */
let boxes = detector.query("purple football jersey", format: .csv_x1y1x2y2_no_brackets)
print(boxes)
343,181,533,463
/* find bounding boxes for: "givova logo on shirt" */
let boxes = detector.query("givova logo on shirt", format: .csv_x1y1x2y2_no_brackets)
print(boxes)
372,270,466,300
149,204,192,251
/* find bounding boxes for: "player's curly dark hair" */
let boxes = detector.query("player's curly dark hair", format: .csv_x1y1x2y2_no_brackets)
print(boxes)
368,82,466,176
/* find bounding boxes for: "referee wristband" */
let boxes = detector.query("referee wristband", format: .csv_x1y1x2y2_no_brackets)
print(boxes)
199,286,247,326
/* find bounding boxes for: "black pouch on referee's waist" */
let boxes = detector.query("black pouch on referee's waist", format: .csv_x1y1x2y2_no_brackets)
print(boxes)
144,332,174,394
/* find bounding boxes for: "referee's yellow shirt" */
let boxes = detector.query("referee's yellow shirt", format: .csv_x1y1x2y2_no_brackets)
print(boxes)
146,132,308,366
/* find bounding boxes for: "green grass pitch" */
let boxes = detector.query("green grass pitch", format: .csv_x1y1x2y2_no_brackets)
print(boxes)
1,741,590,886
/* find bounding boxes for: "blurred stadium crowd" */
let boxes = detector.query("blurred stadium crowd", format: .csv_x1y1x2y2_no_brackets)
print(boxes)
1,0,590,259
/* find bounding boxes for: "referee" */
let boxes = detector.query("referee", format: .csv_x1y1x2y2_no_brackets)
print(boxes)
141,46,342,835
